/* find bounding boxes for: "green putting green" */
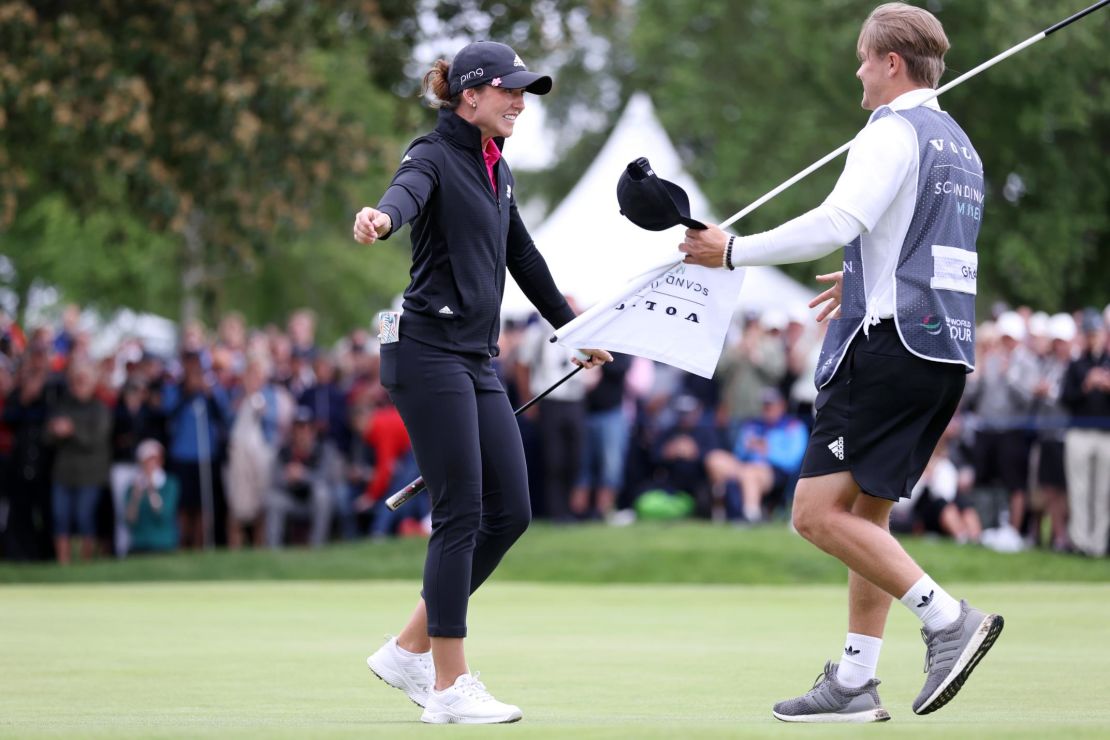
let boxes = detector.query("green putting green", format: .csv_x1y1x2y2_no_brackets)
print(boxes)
2,580,1108,738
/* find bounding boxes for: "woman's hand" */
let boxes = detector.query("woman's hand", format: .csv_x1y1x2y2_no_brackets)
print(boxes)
572,348,614,369
809,271,843,322
353,207,392,244
679,224,728,268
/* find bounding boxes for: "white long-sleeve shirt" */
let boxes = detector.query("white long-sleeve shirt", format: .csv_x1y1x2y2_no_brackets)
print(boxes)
732,88,943,321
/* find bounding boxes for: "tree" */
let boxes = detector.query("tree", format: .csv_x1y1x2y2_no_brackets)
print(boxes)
0,1,368,323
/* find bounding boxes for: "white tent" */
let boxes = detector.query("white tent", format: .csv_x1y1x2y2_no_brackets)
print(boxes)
502,93,814,320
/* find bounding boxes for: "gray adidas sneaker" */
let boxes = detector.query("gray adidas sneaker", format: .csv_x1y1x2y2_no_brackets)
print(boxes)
772,661,891,723
913,600,1004,715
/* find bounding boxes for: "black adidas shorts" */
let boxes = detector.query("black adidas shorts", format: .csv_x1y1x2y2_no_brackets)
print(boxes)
799,320,966,501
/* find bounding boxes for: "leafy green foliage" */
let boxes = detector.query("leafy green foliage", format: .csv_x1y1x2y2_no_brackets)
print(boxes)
1,192,180,317
0,0,368,323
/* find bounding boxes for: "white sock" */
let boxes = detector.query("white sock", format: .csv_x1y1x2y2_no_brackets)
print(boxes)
837,633,882,688
900,574,961,631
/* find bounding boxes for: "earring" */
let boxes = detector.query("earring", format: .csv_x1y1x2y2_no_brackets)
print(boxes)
470,100,477,108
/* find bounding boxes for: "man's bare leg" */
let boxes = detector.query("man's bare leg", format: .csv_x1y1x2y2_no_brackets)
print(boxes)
792,472,921,597
838,494,896,689
847,494,896,637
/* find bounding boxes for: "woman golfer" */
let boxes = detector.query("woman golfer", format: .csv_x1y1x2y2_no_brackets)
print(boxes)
353,41,611,724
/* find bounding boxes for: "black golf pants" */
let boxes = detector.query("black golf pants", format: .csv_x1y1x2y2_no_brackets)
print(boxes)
381,337,531,638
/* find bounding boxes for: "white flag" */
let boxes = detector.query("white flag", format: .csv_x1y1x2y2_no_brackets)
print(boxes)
552,254,747,378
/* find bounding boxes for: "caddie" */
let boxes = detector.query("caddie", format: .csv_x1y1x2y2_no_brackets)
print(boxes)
681,2,1003,723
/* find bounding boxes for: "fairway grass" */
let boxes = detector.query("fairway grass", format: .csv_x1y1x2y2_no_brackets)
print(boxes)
3,581,1108,738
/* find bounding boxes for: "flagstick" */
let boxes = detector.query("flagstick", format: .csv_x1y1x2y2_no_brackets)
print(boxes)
719,0,1108,230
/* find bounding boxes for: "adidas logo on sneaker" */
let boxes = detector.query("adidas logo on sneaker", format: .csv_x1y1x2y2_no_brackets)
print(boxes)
827,437,845,461
438,306,454,315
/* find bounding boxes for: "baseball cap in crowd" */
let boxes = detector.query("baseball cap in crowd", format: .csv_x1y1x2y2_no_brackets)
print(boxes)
673,394,702,414
1048,313,1076,343
293,406,315,425
448,41,552,96
616,157,707,232
996,311,1026,342
760,309,789,333
1080,307,1104,334
760,387,784,406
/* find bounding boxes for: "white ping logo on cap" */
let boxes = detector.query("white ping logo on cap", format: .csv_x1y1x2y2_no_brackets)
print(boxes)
459,67,484,86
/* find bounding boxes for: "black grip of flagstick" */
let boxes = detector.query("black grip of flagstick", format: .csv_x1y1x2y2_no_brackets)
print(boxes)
1044,0,1108,35
384,362,587,511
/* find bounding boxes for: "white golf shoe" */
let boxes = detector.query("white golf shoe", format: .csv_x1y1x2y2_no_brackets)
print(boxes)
420,672,523,724
366,636,434,708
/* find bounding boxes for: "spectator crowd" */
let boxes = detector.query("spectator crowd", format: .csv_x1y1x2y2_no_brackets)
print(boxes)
1,299,1107,563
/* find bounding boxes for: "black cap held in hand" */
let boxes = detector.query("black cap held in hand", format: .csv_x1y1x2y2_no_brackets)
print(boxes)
448,41,553,97
616,157,707,232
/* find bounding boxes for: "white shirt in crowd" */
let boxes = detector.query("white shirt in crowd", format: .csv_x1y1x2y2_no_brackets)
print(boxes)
894,454,959,520
520,321,590,401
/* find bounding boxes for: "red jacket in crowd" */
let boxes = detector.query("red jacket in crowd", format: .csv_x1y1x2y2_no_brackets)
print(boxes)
362,404,411,503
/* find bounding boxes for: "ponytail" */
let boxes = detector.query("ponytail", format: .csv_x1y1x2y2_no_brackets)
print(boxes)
422,59,459,109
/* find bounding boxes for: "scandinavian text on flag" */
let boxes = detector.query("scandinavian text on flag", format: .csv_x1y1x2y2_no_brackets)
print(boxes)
551,256,746,378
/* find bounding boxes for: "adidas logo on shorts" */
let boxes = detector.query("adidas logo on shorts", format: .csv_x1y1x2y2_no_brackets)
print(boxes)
827,436,845,461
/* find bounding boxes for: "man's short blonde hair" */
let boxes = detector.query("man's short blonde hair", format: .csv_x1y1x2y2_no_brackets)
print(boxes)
859,2,950,88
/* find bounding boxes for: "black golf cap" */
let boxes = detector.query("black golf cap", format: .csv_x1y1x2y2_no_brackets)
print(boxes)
448,41,553,96
616,157,707,232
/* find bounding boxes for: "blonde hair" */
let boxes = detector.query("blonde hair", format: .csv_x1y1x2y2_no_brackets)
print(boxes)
422,59,459,109
859,2,949,88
